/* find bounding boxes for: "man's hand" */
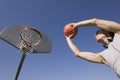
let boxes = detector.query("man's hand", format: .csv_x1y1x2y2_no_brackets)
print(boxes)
64,23,78,38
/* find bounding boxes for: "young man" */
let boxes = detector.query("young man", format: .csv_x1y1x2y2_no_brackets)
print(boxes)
65,18,120,78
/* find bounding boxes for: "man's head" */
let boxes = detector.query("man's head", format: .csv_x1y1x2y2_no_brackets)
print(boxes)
95,29,114,48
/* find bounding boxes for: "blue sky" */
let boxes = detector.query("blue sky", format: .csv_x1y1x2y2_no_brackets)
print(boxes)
0,0,120,80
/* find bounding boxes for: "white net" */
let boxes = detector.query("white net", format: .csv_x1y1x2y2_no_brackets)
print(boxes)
20,38,34,54
19,27,42,54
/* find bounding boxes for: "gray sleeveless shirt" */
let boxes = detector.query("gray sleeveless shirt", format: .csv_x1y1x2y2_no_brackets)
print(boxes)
100,34,120,78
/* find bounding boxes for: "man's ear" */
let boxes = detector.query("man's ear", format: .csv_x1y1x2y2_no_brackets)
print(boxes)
107,37,113,42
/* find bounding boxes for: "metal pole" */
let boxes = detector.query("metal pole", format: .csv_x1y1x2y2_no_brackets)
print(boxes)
14,53,26,80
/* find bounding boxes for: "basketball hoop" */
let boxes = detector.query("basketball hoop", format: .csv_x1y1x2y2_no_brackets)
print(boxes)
14,27,43,80
0,25,52,80
19,27,42,54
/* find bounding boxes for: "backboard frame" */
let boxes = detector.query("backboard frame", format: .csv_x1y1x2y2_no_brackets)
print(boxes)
0,25,52,53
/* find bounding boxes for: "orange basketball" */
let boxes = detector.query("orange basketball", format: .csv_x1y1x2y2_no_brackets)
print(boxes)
64,23,78,38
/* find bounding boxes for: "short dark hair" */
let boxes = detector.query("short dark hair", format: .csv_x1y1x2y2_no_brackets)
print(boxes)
96,30,114,37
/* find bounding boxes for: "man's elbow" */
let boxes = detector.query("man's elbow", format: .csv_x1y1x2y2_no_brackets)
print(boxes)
91,18,98,24
73,50,80,57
